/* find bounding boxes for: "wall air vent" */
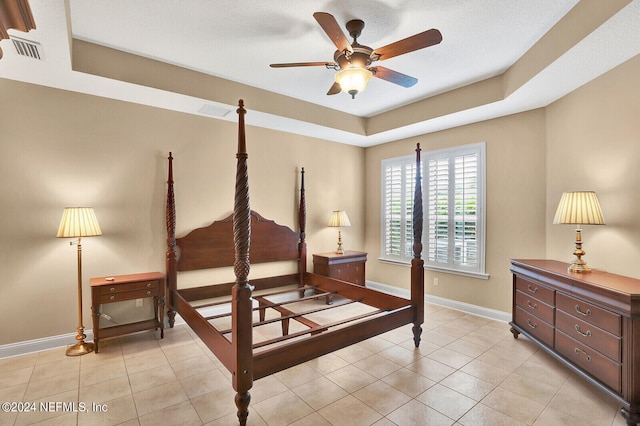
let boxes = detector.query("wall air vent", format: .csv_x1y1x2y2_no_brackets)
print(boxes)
10,35,42,60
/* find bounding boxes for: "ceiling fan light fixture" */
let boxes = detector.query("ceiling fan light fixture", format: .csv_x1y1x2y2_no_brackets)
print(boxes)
335,67,372,99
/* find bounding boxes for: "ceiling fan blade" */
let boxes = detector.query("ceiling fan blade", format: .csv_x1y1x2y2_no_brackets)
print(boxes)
313,12,353,53
327,82,341,95
370,66,418,88
270,62,336,68
372,28,442,61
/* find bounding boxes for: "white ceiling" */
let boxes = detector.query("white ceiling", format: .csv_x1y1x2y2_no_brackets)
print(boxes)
1,0,640,146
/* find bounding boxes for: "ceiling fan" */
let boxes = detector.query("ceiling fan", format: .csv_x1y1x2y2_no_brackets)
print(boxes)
270,12,442,99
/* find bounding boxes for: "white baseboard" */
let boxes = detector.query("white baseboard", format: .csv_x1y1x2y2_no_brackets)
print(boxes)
366,280,511,323
0,285,509,359
0,330,94,359
0,315,187,360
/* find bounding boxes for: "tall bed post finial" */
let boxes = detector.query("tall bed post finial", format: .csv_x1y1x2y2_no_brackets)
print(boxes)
166,152,177,328
411,143,424,347
232,99,253,426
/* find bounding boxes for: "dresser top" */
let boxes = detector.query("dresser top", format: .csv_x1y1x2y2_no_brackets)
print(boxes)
511,259,640,307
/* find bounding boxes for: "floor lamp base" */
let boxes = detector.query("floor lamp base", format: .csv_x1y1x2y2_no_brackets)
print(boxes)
66,340,95,356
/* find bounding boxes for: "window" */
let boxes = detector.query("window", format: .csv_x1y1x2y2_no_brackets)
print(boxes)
380,143,487,278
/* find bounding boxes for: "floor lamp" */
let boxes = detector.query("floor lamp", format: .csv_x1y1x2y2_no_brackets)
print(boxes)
57,207,102,356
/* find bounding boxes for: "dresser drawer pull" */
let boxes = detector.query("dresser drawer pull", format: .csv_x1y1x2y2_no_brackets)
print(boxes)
575,305,592,317
527,284,538,293
526,319,537,329
146,291,151,296
575,325,592,337
575,348,591,362
110,287,116,292
147,283,152,288
109,295,115,301
527,300,538,310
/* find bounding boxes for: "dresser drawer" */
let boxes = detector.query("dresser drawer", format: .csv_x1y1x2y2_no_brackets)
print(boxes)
515,306,554,347
515,276,554,305
555,329,621,393
556,292,621,336
556,309,621,362
515,289,554,325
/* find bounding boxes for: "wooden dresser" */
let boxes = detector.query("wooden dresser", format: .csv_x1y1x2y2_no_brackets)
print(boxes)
91,272,165,353
510,259,640,425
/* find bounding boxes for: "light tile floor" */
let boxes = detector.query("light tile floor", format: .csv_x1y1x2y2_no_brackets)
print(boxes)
0,304,629,425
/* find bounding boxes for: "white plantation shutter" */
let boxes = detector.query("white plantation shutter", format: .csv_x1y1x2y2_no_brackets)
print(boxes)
382,157,416,260
381,143,486,278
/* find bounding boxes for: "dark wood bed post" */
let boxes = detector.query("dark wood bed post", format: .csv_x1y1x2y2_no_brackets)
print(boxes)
232,100,253,426
411,143,425,347
166,152,177,328
298,167,307,285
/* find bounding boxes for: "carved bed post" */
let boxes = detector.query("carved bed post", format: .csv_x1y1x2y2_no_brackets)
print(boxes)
298,167,307,286
166,152,177,328
232,100,253,426
411,143,425,347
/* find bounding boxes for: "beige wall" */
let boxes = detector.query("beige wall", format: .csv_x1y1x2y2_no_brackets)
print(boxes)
2,51,639,347
364,110,548,313
0,79,364,345
545,54,640,278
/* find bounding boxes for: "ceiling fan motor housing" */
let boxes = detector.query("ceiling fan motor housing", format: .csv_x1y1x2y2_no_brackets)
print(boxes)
333,44,373,70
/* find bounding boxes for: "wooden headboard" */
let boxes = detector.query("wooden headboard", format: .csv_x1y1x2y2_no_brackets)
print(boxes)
176,210,302,271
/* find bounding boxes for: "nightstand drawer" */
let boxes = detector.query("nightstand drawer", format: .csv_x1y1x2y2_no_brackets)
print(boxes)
99,287,159,304
100,280,159,295
556,292,621,336
332,263,363,283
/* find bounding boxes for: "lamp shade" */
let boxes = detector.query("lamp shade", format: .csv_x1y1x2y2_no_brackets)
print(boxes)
328,210,351,228
56,207,102,238
335,67,372,98
553,192,605,225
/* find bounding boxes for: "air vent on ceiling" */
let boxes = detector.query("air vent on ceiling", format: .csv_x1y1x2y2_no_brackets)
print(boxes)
10,35,42,60
198,104,231,118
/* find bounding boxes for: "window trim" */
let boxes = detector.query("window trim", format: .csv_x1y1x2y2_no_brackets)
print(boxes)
380,142,488,279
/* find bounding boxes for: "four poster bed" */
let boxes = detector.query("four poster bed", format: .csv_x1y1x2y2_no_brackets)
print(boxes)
165,100,425,425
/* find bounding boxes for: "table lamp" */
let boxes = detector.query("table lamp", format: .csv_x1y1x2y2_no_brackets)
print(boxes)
328,210,350,255
57,207,102,356
553,191,605,273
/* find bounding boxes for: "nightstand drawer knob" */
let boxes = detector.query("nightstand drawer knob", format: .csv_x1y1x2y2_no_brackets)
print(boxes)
146,291,151,296
147,283,152,288
109,295,115,301
110,287,116,292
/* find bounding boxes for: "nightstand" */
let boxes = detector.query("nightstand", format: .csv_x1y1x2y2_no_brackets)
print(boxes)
313,250,367,285
90,272,165,353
